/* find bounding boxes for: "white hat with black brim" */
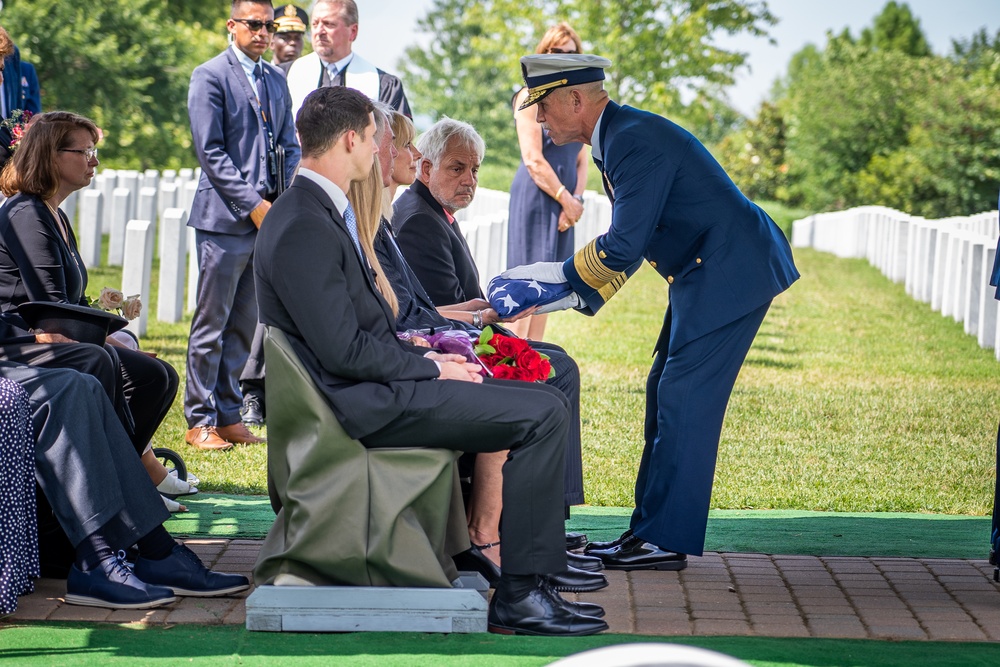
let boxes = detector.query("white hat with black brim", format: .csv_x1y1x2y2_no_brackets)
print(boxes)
519,54,612,110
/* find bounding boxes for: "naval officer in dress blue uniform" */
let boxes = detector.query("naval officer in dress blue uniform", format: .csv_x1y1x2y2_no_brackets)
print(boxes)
502,54,800,571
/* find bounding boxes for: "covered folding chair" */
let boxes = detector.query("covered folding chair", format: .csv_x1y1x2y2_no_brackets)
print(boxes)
254,326,469,588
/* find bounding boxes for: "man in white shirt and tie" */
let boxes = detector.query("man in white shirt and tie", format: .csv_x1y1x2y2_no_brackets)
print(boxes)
284,0,411,118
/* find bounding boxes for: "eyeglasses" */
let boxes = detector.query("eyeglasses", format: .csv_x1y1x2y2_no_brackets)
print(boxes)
546,48,579,54
59,147,98,161
232,18,278,34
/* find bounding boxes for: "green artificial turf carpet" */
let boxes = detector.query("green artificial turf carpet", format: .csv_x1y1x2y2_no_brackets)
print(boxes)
1,624,998,666
166,495,992,560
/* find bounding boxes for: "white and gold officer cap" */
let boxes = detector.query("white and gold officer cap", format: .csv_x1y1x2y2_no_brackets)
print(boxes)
519,54,612,110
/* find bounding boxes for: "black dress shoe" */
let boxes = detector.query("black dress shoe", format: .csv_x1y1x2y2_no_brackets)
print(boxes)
584,529,633,555
566,550,604,572
488,582,608,636
565,531,588,551
544,565,608,593
452,546,500,587
598,537,687,571
240,393,265,427
559,597,606,618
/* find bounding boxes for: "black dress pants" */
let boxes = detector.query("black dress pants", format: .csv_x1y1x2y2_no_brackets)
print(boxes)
362,377,569,577
0,342,177,454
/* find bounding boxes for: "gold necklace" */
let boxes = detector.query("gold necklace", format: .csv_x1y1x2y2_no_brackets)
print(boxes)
43,198,71,246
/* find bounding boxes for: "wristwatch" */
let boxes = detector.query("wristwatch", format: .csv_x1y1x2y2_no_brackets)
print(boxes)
573,194,584,203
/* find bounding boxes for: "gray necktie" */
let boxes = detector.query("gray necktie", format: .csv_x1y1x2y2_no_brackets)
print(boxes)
324,63,342,88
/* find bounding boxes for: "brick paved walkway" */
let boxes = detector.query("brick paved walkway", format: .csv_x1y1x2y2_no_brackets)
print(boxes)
8,539,1000,641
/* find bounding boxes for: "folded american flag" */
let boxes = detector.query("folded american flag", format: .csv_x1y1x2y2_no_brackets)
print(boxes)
486,276,574,318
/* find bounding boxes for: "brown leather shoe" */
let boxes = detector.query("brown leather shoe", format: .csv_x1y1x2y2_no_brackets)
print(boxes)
216,422,266,445
185,425,234,451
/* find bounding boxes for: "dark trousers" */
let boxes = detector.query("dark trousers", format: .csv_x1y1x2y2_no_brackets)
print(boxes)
116,347,178,452
362,377,569,577
239,321,267,398
0,341,177,455
0,362,167,547
531,341,584,506
185,229,258,427
632,302,771,556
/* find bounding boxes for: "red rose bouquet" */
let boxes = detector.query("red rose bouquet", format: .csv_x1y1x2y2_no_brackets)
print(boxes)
473,326,554,382
2,109,32,152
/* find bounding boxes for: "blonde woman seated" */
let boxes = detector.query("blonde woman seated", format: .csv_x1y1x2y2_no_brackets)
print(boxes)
355,108,603,594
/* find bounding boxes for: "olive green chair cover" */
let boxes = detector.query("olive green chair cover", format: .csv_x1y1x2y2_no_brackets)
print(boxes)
254,326,469,588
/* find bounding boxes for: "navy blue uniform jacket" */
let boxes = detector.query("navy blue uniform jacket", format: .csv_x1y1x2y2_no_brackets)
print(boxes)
563,101,799,351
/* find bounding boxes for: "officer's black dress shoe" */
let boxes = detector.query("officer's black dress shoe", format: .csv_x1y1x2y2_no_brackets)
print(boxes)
545,565,608,592
488,581,608,636
240,393,265,427
566,531,588,551
584,529,633,555
567,550,604,572
452,545,500,587
598,535,687,571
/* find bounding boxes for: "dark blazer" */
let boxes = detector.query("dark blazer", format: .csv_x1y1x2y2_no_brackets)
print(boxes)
563,100,800,351
1,47,41,117
254,176,439,439
0,193,88,321
187,47,300,235
394,180,484,306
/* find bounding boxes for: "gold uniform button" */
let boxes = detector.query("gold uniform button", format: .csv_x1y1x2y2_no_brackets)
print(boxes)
649,261,657,269
667,276,674,284
695,257,702,264
598,250,607,259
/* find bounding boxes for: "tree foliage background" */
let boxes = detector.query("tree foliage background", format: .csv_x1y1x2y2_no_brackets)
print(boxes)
1,0,228,170
400,0,775,180
716,1,1000,218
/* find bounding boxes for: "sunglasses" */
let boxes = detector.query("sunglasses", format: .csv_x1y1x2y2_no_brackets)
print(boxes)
546,48,579,54
232,18,278,34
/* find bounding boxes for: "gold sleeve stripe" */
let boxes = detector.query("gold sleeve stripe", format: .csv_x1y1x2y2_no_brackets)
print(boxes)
597,271,629,303
573,240,620,290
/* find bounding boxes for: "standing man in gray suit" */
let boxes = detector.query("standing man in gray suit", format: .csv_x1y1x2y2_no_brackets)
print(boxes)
184,0,300,451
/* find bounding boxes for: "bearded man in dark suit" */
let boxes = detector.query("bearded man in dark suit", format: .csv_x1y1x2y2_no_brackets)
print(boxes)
253,85,606,637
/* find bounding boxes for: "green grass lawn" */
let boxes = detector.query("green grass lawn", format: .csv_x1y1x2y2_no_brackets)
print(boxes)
92,240,1000,515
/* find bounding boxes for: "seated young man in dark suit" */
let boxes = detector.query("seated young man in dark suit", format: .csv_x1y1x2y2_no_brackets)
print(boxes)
253,86,607,637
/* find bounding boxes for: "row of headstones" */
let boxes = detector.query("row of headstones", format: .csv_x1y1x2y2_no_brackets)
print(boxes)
458,189,613,294
60,167,203,337
791,205,1000,359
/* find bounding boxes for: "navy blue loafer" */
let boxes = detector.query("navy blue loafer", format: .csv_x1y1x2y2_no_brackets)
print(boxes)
65,553,176,609
134,543,250,597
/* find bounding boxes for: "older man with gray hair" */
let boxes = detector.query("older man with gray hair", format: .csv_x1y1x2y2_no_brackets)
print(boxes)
393,118,487,307
393,118,595,568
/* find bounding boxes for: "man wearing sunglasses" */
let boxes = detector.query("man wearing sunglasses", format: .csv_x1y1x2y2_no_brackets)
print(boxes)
184,0,300,451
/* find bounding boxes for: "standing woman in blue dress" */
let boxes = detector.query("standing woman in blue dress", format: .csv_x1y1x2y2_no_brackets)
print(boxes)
506,23,588,341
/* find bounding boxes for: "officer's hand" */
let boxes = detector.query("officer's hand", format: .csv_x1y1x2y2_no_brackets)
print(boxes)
535,293,581,314
500,261,567,284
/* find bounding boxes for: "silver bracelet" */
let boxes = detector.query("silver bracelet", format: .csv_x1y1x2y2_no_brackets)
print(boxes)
473,310,483,328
